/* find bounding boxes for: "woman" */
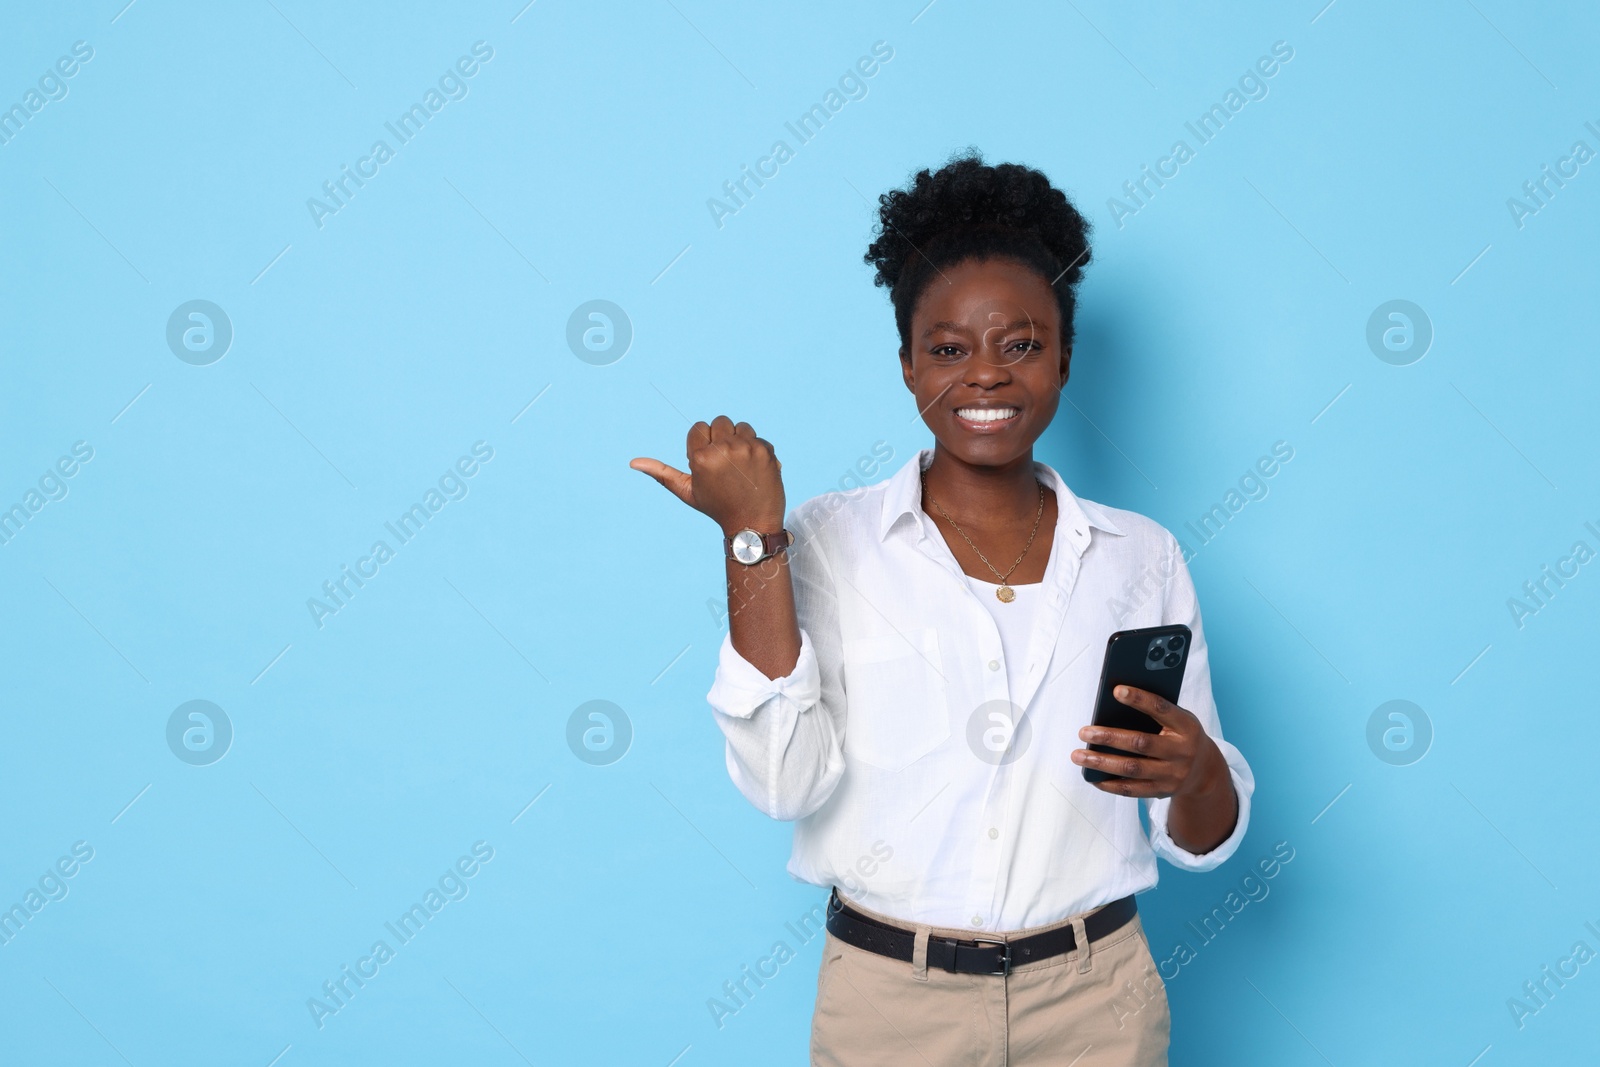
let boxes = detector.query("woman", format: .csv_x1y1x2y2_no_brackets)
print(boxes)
631,150,1253,1066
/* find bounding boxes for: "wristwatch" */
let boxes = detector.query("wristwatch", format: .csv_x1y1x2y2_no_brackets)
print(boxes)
724,528,793,565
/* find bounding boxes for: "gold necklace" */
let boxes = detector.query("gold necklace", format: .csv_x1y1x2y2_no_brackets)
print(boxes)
921,470,1046,603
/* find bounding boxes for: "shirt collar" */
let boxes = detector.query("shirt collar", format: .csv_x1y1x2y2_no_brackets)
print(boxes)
879,447,1124,554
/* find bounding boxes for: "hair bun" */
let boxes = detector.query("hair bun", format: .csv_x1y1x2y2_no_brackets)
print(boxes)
864,148,1093,350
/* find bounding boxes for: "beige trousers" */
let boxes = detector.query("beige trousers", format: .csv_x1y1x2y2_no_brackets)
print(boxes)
810,893,1169,1066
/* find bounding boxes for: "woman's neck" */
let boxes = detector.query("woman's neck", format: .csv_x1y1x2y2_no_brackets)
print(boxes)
920,444,1041,527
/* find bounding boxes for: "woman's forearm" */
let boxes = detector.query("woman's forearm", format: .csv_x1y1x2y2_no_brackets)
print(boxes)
1165,743,1239,854
725,535,803,681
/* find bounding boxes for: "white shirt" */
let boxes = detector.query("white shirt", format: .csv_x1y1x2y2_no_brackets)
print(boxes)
965,575,1042,704
705,447,1254,931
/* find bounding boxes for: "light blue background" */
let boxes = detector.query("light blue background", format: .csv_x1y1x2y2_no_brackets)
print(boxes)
3,1,1597,1064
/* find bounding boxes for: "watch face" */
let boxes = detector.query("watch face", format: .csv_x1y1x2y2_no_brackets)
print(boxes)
731,529,764,564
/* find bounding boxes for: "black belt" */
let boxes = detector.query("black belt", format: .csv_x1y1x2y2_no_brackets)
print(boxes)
825,888,1136,977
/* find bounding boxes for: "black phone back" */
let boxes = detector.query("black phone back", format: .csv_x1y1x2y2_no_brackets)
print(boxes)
1083,624,1192,783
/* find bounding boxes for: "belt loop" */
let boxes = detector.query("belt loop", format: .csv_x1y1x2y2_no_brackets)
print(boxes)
911,925,931,982
1072,916,1092,974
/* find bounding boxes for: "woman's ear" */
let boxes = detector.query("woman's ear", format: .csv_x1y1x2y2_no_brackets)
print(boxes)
900,348,915,392
1059,345,1072,386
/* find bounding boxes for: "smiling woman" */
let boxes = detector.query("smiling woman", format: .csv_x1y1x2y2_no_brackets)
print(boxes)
632,148,1252,1067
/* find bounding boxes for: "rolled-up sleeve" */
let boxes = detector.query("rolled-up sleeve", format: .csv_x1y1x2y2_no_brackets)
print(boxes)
1143,532,1254,872
706,626,821,720
705,504,847,821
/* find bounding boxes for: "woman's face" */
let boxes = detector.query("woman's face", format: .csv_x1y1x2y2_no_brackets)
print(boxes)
900,256,1069,469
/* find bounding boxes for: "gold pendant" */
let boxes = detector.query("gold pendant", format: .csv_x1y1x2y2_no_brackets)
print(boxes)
996,585,1015,603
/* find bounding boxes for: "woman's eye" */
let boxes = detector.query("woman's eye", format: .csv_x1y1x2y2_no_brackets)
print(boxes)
932,345,963,359
1010,339,1042,354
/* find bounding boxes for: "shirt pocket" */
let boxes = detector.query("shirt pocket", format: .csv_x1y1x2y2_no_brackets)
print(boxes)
840,627,952,772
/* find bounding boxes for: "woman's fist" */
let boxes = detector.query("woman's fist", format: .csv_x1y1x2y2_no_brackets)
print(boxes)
630,416,786,536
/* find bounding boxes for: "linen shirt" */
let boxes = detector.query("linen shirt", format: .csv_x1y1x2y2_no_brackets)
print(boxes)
966,574,1043,705
705,447,1254,932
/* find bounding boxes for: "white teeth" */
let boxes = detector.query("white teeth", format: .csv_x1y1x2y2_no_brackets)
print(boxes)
956,407,1018,422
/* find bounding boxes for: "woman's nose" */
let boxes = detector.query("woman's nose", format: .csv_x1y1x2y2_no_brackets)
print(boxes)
966,347,1014,383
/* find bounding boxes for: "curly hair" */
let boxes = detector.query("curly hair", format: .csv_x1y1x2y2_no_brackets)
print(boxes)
863,148,1093,355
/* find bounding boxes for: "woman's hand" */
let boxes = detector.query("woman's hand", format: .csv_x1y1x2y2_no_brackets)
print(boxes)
1071,685,1227,798
1071,684,1239,854
633,417,801,682
630,415,786,535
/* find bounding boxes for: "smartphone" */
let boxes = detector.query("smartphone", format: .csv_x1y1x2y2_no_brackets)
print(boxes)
1082,624,1191,783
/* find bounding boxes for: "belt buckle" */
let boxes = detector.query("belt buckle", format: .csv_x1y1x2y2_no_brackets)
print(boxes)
968,937,1011,976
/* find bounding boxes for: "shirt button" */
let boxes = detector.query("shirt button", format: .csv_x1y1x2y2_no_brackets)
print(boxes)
987,827,999,839
987,659,1000,671
971,915,984,927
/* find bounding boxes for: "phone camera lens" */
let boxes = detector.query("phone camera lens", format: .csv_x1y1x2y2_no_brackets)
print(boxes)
1168,634,1185,651
1148,646,1163,662
1164,652,1180,667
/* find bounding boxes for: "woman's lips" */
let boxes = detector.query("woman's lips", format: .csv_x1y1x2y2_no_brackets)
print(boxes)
953,406,1020,432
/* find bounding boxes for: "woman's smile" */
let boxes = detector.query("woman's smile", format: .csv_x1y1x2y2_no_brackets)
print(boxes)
952,404,1022,432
